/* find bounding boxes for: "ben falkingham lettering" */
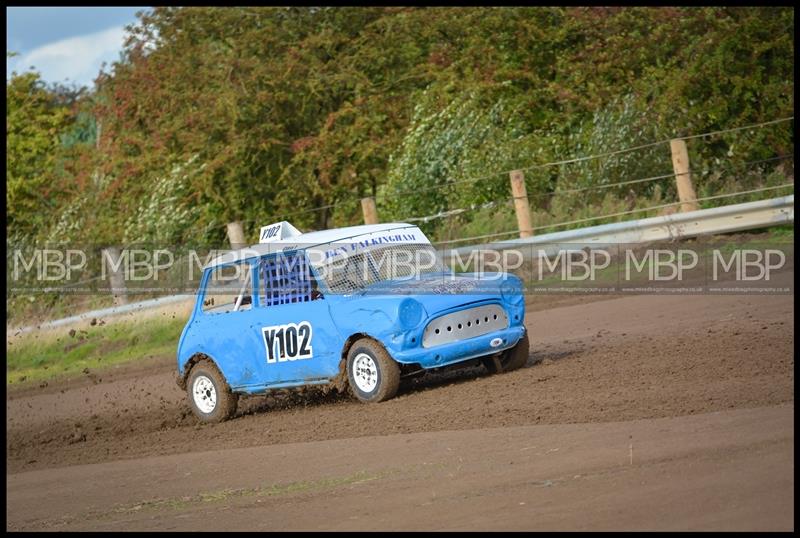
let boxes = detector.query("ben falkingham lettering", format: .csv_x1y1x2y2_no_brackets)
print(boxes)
323,233,418,260
354,233,418,249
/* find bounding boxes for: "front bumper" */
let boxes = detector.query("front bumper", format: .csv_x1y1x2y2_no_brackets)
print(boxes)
392,325,526,369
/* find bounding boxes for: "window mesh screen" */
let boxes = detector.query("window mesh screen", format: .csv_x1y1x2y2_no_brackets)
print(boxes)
324,251,378,294
322,244,447,294
259,253,312,307
372,244,444,281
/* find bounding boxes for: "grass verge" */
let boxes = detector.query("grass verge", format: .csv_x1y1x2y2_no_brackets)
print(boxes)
6,315,187,385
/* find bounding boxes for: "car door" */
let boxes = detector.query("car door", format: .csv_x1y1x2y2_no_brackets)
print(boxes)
187,258,264,390
247,250,343,389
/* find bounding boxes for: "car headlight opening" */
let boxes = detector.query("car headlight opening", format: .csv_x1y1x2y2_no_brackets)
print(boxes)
399,298,424,329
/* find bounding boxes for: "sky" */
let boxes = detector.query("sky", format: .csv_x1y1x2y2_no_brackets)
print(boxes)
6,6,148,88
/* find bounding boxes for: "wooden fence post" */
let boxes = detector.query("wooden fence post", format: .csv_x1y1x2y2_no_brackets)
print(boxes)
361,197,379,225
102,246,128,306
226,221,247,249
510,170,533,238
670,139,700,212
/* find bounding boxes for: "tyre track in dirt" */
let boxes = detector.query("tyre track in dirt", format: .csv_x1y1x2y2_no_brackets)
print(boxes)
7,405,794,531
7,271,794,474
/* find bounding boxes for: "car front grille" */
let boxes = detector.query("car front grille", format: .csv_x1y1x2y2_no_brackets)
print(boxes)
421,304,508,348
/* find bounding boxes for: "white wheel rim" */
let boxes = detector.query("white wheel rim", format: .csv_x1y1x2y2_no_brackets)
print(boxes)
192,375,217,414
353,353,379,393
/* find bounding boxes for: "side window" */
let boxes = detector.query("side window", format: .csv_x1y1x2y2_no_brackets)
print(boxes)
259,252,320,307
202,261,253,314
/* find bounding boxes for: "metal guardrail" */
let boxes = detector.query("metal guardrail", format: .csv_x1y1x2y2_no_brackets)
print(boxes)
10,195,794,334
10,294,196,335
443,195,794,259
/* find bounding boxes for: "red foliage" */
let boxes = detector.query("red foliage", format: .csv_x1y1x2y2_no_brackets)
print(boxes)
291,136,317,154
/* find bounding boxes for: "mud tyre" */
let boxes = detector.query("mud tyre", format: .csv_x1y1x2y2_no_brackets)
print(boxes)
483,332,530,374
187,360,239,423
346,339,401,403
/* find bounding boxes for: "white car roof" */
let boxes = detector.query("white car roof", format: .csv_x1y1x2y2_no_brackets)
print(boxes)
204,222,427,269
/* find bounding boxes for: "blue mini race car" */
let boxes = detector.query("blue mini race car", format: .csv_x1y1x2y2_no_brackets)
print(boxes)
176,221,529,422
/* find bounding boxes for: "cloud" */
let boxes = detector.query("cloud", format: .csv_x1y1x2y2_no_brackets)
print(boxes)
7,25,127,88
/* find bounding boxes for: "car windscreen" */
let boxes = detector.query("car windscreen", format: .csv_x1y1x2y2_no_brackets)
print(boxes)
317,244,449,294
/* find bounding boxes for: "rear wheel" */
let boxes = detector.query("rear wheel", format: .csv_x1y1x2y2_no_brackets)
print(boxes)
483,332,530,374
346,339,400,403
187,360,239,423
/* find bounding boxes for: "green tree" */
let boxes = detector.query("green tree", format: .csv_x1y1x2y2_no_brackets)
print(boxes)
6,71,71,238
10,7,793,246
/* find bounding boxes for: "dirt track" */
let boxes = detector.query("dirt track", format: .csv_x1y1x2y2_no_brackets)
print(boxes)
6,270,795,530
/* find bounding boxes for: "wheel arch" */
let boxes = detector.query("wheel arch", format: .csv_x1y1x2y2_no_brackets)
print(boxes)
333,332,373,391
336,332,425,387
176,352,222,390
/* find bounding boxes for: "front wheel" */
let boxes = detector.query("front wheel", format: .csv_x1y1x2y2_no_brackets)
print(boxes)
187,360,239,423
483,332,530,374
346,339,401,403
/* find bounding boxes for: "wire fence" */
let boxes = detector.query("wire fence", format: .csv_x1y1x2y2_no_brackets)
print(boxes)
122,119,800,255
32,116,794,286
377,117,795,204
399,153,794,227
233,116,794,228
9,115,794,332
432,183,796,247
